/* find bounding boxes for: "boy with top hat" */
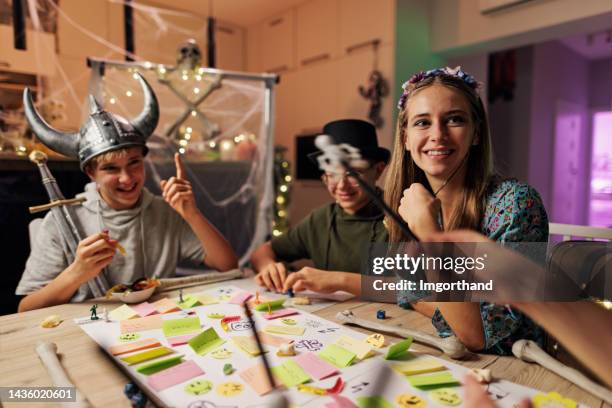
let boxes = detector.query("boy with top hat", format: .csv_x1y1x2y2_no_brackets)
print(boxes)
251,119,389,296
16,74,237,312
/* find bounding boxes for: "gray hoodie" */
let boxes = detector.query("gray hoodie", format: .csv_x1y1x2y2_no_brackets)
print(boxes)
17,182,205,301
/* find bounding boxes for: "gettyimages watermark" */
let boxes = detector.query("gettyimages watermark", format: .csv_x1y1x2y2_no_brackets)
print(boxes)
359,241,611,303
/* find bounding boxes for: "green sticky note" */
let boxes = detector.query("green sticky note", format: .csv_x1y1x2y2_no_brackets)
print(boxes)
318,343,356,368
162,317,201,337
384,337,413,360
356,396,395,408
188,327,226,355
408,372,460,389
120,346,173,365
254,298,286,311
177,295,200,309
136,355,183,375
271,360,311,387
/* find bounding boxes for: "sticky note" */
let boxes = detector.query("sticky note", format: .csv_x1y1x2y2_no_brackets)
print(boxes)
408,372,460,389
294,352,338,380
261,308,299,320
228,290,253,304
257,331,286,347
239,362,277,395
232,336,267,356
147,360,204,391
196,294,219,305
161,317,201,337
334,336,373,360
177,295,200,309
319,344,356,368
188,327,226,355
152,298,180,314
356,396,394,408
120,315,163,334
264,325,305,336
271,360,311,387
391,358,446,376
136,355,183,375
120,347,174,365
167,333,198,346
109,338,161,356
109,304,138,321
384,337,413,360
131,302,158,317
253,298,286,311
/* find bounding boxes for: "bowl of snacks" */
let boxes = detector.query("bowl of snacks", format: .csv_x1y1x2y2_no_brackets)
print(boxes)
106,277,160,303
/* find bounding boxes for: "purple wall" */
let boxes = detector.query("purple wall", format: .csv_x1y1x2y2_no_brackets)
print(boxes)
528,41,590,222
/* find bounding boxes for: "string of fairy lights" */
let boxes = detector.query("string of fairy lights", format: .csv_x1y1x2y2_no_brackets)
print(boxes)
273,147,292,236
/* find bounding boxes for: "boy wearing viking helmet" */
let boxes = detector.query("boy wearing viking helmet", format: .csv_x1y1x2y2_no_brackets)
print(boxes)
16,75,237,312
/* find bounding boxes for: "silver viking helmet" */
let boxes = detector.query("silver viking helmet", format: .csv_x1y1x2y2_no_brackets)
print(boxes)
23,73,160,170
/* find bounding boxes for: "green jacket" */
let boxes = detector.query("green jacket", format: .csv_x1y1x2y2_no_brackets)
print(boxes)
271,198,388,273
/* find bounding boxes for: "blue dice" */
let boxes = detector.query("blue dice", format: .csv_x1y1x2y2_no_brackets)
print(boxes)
376,310,386,319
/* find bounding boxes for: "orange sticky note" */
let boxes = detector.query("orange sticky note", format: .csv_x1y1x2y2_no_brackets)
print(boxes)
152,298,180,314
239,362,277,396
109,338,161,356
120,315,163,334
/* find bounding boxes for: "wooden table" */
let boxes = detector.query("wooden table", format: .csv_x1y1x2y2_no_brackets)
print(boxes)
0,281,608,408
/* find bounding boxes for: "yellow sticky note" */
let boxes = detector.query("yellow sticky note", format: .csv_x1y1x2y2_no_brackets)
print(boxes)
334,336,373,360
196,294,219,305
264,325,305,336
120,346,174,365
162,317,201,337
318,343,356,368
232,336,267,356
391,358,447,376
109,304,138,321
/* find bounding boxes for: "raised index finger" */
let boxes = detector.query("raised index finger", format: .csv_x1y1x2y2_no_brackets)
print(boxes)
174,152,185,179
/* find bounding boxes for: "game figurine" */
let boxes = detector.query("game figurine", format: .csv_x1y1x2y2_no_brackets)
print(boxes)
286,288,294,298
376,309,386,320
255,290,260,304
90,304,99,320
102,307,109,322
223,363,235,375
179,289,184,303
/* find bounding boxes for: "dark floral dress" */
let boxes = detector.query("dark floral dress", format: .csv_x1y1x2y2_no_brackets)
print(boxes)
399,179,549,355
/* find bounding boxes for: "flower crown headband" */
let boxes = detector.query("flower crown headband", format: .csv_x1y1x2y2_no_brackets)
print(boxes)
397,66,480,110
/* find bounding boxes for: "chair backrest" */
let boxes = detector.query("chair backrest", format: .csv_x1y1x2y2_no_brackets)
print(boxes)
549,223,612,242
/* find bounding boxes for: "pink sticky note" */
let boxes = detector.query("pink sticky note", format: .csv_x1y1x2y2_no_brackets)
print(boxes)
294,352,338,380
325,396,358,408
147,360,204,391
131,302,158,317
261,308,299,320
167,333,198,346
228,291,253,305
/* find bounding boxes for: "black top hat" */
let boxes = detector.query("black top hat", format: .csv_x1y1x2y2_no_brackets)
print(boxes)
308,119,390,165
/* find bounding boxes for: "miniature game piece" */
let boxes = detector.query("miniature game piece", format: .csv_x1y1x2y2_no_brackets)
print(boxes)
276,341,296,357
90,304,99,320
286,288,294,298
255,291,260,304
223,363,235,375
376,309,386,319
179,289,184,303
366,333,385,348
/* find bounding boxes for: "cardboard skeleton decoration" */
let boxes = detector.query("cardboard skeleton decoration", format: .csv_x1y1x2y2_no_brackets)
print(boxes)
359,70,389,129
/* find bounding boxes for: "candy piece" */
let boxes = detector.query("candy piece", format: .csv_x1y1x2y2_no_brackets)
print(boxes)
468,368,492,383
277,342,296,357
366,333,385,348
292,297,310,305
223,363,235,375
376,310,386,319
41,315,62,328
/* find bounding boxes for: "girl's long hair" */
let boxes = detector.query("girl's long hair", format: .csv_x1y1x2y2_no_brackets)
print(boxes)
384,75,494,243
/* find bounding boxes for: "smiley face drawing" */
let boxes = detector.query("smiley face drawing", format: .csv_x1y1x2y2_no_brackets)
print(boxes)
395,393,425,408
211,348,233,359
185,379,213,396
118,332,140,342
428,388,462,406
216,382,244,397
